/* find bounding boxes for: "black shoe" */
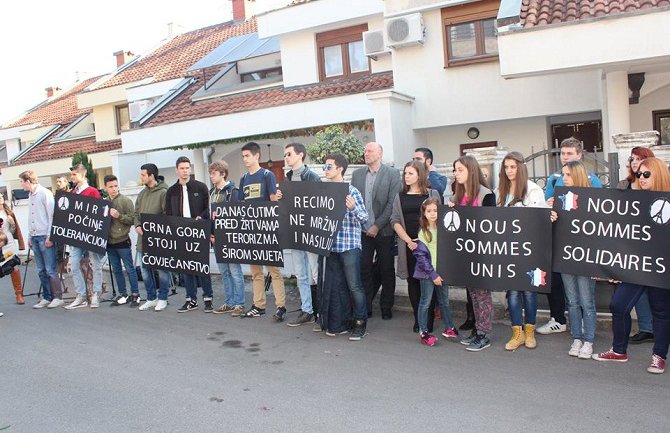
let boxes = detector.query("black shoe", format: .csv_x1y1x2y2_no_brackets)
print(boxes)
413,323,419,333
287,311,314,327
630,331,654,344
129,294,140,308
177,300,198,313
459,318,475,331
349,320,367,341
273,306,287,322
241,305,265,318
203,300,213,313
381,309,392,320
367,311,373,318
110,294,128,306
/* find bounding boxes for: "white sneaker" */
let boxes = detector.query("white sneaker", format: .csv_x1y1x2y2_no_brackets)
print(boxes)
569,339,583,357
537,317,567,335
155,300,168,311
33,299,51,309
139,300,158,311
90,294,100,308
0,312,3,317
578,342,594,359
64,295,88,310
47,298,64,309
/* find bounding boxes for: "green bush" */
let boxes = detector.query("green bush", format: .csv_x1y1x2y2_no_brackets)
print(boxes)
71,151,97,188
307,126,364,164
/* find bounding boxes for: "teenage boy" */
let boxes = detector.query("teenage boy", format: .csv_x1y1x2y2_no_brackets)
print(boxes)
414,147,448,197
64,164,104,310
320,153,369,341
165,156,213,313
238,142,287,321
538,137,602,334
135,164,171,311
208,160,245,316
104,175,139,306
19,170,63,309
276,143,321,326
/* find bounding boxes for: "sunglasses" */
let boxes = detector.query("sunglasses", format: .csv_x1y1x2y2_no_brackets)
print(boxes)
635,171,652,179
322,163,334,171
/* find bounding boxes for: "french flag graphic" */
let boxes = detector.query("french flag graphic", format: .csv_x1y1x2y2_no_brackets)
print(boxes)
558,191,579,211
527,268,547,287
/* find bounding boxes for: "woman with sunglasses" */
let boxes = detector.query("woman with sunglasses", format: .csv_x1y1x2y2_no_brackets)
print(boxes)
495,152,547,351
593,157,670,374
391,160,442,333
616,147,656,344
448,155,496,351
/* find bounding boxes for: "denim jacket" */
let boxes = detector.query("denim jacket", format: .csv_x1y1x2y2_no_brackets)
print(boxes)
412,240,440,281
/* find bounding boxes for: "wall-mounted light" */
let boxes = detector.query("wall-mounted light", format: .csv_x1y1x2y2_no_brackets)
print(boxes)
267,144,274,168
467,127,480,140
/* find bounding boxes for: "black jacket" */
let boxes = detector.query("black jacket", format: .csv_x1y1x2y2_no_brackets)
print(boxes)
165,178,210,219
286,165,321,182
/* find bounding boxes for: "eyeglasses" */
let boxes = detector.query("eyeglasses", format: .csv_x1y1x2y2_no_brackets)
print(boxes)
322,163,334,171
635,171,652,179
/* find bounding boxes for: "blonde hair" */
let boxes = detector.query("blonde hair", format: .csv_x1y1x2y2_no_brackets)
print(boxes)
19,170,38,184
563,161,591,188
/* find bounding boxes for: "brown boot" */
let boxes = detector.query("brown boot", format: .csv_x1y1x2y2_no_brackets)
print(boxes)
524,324,537,349
11,268,24,304
504,326,525,351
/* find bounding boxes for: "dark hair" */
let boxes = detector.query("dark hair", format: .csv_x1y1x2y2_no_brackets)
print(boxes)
402,160,430,195
175,156,191,167
419,197,441,244
70,163,87,173
627,146,655,184
497,152,528,207
286,143,307,162
241,142,261,155
415,147,434,165
453,155,488,206
325,153,348,175
560,137,582,153
103,175,118,185
140,163,159,180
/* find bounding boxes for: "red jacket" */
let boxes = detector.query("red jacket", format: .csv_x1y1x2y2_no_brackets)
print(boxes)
75,185,101,199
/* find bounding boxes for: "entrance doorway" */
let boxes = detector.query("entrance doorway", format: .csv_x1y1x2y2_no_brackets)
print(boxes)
551,121,602,152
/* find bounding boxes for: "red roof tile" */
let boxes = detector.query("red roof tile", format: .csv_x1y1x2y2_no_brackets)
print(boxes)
4,77,100,128
13,130,121,165
145,71,394,128
521,0,670,28
96,19,258,89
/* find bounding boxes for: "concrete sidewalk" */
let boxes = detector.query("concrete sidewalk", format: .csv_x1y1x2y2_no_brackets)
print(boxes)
0,264,667,433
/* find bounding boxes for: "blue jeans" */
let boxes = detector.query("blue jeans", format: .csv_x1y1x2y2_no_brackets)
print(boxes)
418,279,454,333
508,290,537,326
289,249,313,314
140,252,171,301
217,262,245,306
183,274,213,302
70,246,104,296
635,290,653,333
561,273,597,343
107,247,138,295
329,248,366,321
31,236,61,301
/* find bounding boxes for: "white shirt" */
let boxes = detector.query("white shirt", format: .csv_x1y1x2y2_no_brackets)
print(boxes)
182,184,191,218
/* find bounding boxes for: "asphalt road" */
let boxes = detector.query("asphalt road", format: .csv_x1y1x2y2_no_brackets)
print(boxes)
0,266,668,433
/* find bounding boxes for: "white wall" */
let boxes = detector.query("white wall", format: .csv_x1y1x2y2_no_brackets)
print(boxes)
630,81,670,135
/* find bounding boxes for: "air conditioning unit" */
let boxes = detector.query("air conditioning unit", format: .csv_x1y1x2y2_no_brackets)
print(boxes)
363,29,388,57
385,13,424,48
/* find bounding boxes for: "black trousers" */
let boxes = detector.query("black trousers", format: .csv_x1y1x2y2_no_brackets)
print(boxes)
361,234,396,313
547,272,566,324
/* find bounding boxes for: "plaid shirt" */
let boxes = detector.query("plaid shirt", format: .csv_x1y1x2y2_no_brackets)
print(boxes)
332,184,368,253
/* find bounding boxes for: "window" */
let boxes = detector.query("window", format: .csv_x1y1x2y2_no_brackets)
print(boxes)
316,24,370,81
115,104,130,134
240,67,283,83
442,0,499,67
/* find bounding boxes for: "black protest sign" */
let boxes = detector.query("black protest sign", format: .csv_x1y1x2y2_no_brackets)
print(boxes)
140,214,211,276
552,186,670,289
278,181,347,256
212,202,283,267
437,206,552,293
50,190,111,255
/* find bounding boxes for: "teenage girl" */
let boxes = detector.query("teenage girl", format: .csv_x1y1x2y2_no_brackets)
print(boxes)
413,198,457,346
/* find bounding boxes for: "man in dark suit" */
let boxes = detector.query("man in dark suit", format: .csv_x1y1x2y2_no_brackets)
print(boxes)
351,142,401,319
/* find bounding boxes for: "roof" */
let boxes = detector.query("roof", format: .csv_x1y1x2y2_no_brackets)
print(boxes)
144,71,394,127
96,19,258,90
13,129,121,165
4,76,100,129
521,0,670,28
187,32,280,71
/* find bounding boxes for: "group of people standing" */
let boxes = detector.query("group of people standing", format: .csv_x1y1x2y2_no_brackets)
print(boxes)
2,138,669,375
